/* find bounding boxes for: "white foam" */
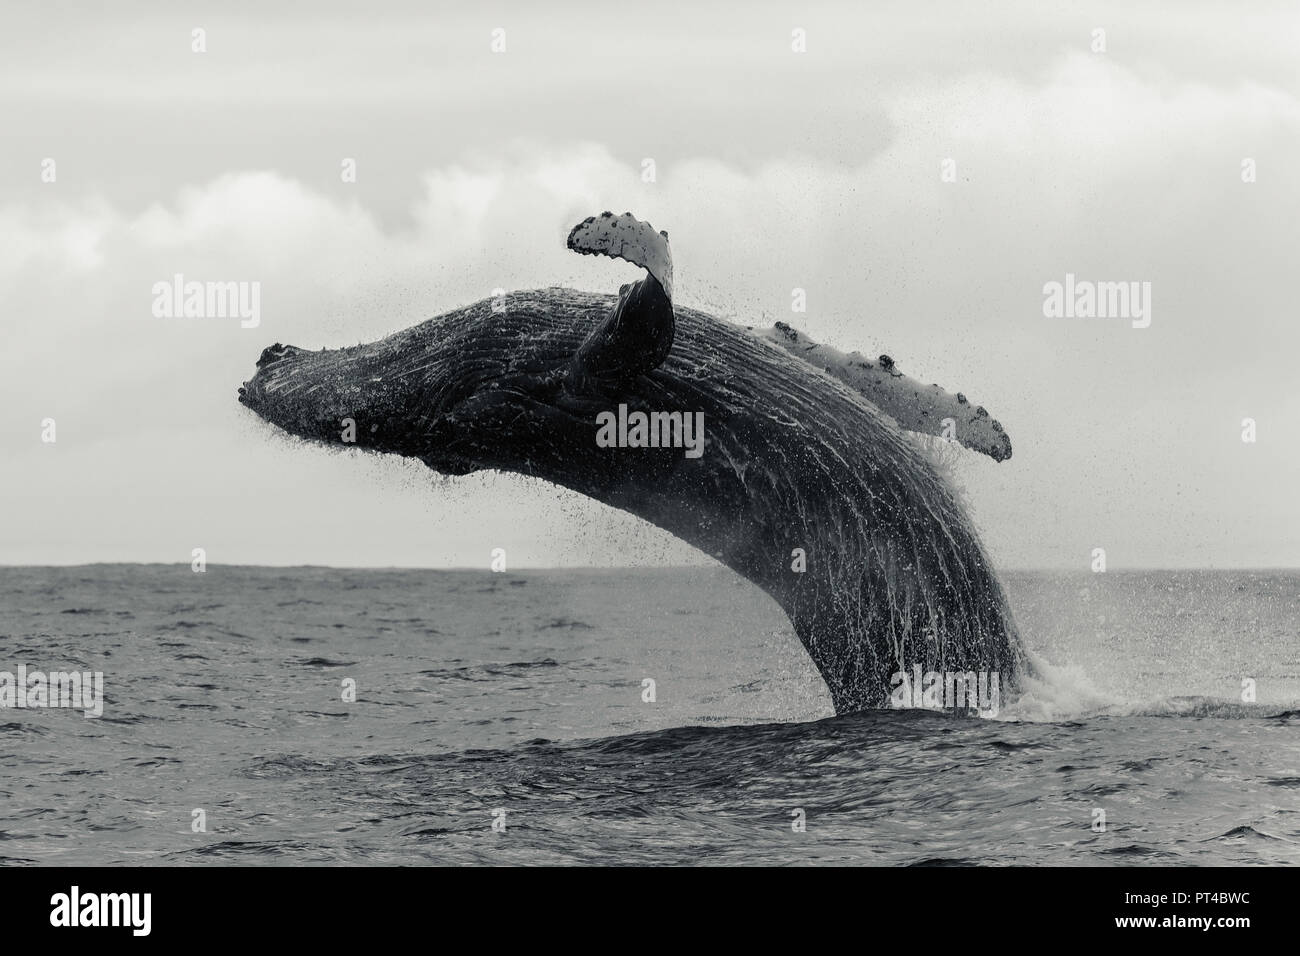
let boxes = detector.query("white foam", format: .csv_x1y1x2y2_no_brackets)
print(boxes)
995,651,1118,722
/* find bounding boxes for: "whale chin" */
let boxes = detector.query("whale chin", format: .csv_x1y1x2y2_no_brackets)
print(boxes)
238,213,1027,714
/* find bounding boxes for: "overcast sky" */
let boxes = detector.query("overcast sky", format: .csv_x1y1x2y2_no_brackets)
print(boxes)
2,1,1298,569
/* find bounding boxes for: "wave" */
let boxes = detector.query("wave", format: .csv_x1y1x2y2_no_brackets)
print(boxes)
996,651,1300,722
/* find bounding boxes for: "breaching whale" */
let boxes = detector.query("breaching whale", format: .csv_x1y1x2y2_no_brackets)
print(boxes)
238,212,1026,713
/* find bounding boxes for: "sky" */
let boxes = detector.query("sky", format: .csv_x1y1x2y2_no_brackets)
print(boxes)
2,1,1298,569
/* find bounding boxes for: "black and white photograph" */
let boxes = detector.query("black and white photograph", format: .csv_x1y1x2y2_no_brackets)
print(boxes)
1,0,1294,932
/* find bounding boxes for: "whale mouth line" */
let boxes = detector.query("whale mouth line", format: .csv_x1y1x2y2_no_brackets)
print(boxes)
237,212,1026,714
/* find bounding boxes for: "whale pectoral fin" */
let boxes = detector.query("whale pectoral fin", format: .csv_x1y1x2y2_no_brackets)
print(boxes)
565,212,675,391
757,322,1013,462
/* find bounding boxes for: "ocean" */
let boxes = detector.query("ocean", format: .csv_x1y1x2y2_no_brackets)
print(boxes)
1,565,1297,865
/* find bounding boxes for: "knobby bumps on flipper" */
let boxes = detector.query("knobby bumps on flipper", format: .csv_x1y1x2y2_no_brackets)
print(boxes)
755,323,1013,462
567,211,673,301
565,212,676,391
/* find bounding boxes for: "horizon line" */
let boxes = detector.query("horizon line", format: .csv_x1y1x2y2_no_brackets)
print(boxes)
2,561,1298,573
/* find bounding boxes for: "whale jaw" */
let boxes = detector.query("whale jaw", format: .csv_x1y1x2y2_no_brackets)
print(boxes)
236,299,565,474
237,339,435,458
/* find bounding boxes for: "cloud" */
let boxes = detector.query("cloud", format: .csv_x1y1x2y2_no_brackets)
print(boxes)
3,51,1297,567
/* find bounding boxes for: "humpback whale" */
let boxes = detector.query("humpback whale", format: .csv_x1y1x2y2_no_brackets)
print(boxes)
238,212,1026,713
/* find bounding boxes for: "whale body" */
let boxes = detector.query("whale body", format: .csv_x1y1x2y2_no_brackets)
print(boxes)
238,214,1026,713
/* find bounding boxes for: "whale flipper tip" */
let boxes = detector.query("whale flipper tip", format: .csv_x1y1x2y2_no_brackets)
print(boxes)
567,210,673,302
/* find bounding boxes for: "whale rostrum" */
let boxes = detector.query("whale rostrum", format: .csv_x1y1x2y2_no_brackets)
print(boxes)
238,211,1027,713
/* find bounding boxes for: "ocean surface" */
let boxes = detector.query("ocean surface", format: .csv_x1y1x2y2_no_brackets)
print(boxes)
1,565,1297,866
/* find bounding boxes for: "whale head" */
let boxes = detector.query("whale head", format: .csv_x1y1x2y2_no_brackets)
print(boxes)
237,281,672,479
